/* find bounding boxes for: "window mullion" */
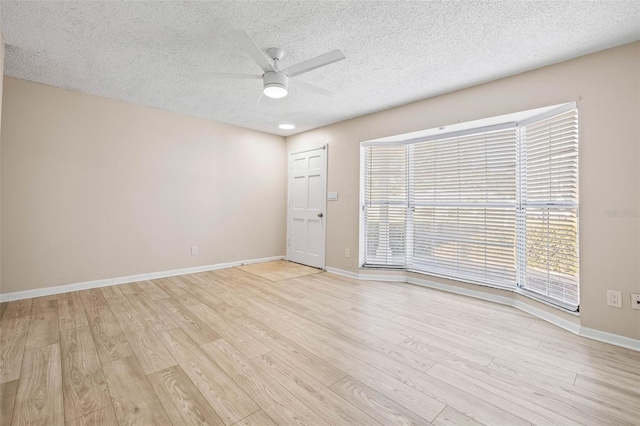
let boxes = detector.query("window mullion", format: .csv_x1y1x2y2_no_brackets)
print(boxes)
516,126,527,289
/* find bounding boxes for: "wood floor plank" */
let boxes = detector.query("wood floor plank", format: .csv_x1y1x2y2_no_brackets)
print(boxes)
201,339,329,426
451,319,640,384
24,293,60,352
109,302,176,374
427,362,627,426
574,374,640,406
1,300,33,321
164,276,193,289
274,278,359,312
25,314,60,350
64,406,118,426
486,356,640,424
185,271,229,290
538,340,640,374
239,292,336,339
99,287,128,306
154,278,192,299
58,293,88,331
78,290,108,312
327,331,435,372
0,380,18,426
116,283,143,298
399,335,493,367
284,326,522,425
303,307,407,344
155,298,219,345
221,313,347,386
12,344,64,426
147,365,225,426
245,291,336,338
136,280,170,301
393,317,496,366
578,367,640,395
524,321,640,357
253,351,378,425
433,406,483,426
102,356,171,426
183,284,227,308
84,306,133,364
127,294,178,333
393,314,584,384
470,328,541,350
329,376,432,426
0,304,6,321
29,296,58,317
230,410,276,426
183,303,270,359
60,326,111,421
0,317,30,383
487,357,575,388
213,290,297,334
158,328,258,425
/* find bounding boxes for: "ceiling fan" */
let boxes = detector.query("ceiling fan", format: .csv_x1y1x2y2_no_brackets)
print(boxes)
210,30,346,100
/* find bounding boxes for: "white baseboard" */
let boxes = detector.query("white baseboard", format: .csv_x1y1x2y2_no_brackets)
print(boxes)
579,326,640,352
325,266,359,279
326,267,639,352
0,255,285,302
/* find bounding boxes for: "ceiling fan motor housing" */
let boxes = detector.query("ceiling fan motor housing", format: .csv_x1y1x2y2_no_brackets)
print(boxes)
263,71,289,91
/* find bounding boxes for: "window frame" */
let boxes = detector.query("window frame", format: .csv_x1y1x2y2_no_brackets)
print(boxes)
359,103,579,312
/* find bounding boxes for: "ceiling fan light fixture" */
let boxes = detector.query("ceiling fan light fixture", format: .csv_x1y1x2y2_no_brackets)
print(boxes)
263,71,289,99
263,84,288,99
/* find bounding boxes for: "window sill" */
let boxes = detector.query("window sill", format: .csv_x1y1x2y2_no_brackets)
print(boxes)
360,266,580,315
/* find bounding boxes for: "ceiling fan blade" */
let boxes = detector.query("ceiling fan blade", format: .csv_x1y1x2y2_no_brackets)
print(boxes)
289,78,336,97
281,49,345,78
232,29,275,73
206,73,262,80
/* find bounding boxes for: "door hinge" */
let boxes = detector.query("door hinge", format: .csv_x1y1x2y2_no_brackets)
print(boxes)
287,239,290,247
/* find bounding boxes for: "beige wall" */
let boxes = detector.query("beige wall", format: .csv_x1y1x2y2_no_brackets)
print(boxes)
1,77,286,294
0,28,4,294
286,42,640,340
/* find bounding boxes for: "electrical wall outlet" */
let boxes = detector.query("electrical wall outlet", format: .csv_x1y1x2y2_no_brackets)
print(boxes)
607,290,622,308
345,248,350,258
191,245,198,255
631,293,640,310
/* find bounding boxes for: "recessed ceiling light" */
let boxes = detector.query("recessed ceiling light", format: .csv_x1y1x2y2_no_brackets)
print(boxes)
278,124,295,130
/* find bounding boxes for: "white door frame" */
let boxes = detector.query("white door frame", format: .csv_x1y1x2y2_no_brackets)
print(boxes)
286,144,328,269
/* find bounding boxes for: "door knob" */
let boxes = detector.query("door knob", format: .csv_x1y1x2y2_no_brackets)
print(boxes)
318,213,324,218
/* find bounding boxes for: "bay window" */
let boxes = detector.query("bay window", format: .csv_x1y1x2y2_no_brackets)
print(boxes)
361,104,579,310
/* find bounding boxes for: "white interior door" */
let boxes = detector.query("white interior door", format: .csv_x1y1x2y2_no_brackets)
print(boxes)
287,146,327,268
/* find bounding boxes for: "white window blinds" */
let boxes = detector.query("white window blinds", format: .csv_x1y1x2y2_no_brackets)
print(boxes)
519,110,579,308
411,129,517,287
361,106,579,310
363,145,408,267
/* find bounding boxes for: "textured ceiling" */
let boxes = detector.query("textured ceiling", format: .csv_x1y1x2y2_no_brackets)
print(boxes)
2,1,639,136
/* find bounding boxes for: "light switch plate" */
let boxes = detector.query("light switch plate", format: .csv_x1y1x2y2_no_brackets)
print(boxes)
328,192,338,201
631,293,640,310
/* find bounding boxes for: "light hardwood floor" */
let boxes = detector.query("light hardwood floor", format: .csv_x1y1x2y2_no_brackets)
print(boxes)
0,260,638,425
